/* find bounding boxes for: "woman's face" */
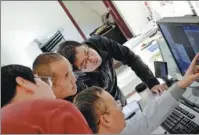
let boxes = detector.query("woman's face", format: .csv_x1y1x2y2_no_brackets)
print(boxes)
74,45,102,72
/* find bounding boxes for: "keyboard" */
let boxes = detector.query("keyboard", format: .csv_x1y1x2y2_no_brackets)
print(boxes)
180,96,199,113
161,106,199,134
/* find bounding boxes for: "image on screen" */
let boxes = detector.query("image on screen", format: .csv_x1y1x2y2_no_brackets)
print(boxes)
159,23,199,75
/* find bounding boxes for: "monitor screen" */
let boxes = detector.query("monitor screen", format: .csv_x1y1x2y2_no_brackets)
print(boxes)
158,22,199,75
154,61,168,79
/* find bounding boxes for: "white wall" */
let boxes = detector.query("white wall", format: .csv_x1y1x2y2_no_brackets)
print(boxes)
62,1,108,38
113,1,150,35
191,1,199,16
1,1,83,68
149,1,193,19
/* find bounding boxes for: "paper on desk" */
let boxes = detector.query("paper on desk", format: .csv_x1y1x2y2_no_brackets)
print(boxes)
127,92,141,103
122,100,141,119
151,126,167,134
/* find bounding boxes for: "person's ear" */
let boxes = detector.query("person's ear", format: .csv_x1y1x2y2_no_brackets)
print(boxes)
99,114,111,128
16,77,34,93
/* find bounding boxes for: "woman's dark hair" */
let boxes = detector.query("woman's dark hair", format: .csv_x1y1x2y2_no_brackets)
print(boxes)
57,41,83,71
73,86,105,133
1,65,36,107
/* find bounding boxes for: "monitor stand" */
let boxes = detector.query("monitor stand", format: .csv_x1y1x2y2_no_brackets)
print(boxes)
162,78,178,87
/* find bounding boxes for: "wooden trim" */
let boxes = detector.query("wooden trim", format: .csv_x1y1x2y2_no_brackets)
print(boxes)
102,0,133,39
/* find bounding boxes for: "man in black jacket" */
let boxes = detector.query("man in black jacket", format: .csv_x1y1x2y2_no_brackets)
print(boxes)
57,35,168,106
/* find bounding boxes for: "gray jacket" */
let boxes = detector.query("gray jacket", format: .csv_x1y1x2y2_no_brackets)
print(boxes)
121,83,186,134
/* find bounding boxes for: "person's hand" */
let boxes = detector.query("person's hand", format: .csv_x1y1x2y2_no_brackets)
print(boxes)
177,53,199,89
151,83,168,94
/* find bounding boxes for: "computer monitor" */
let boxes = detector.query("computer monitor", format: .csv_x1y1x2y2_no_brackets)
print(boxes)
156,37,182,80
157,16,199,87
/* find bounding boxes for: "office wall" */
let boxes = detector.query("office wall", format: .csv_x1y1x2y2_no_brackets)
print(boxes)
191,1,199,15
62,1,108,38
149,1,193,19
1,1,83,67
113,1,150,35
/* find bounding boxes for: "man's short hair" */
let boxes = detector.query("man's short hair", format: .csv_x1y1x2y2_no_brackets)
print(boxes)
1,65,36,107
73,86,106,133
57,41,83,70
32,52,64,77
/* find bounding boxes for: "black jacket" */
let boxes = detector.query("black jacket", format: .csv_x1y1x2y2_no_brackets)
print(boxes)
67,35,159,105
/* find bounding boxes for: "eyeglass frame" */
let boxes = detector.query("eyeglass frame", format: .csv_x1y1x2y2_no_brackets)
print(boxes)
79,45,90,71
34,75,53,88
